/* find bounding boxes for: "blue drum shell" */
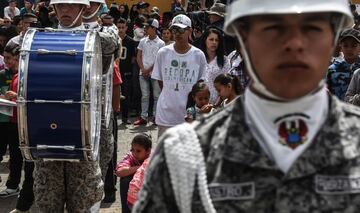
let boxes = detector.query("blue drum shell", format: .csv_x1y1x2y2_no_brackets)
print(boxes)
27,32,86,101
26,31,87,160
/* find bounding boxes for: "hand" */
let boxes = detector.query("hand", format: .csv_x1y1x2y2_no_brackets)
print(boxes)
200,104,213,113
131,166,140,173
5,91,17,100
142,68,151,78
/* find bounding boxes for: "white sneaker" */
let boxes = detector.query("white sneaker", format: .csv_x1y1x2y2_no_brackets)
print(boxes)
0,188,19,198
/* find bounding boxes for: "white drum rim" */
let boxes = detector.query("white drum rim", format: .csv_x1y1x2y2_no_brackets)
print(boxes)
82,30,102,161
18,28,37,161
101,57,113,128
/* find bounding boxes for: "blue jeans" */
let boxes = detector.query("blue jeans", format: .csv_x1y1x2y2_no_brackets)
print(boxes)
139,75,161,119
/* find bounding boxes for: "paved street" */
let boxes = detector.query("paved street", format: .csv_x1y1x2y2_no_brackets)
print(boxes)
0,118,158,213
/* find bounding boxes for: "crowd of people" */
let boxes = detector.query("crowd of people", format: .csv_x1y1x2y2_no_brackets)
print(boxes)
1,0,360,212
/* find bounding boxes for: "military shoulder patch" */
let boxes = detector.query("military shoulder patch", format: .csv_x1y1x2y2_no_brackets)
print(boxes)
315,175,360,195
208,182,255,201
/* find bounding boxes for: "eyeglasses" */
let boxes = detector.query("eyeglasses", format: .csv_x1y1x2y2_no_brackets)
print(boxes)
171,27,188,34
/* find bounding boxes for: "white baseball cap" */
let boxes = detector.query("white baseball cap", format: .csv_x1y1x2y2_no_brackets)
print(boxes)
171,14,191,29
143,18,159,29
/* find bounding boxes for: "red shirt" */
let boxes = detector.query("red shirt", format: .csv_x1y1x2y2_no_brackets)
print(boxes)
115,152,143,172
113,62,122,86
127,158,150,206
10,73,18,123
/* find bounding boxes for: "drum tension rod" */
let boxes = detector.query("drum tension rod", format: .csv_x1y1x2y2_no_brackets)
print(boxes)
17,99,90,104
36,49,78,55
36,145,75,150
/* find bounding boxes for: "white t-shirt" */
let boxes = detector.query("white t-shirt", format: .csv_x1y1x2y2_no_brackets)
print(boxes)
137,36,165,75
7,34,21,46
204,56,230,104
0,55,5,71
152,44,207,127
227,50,242,69
4,6,20,19
133,27,145,42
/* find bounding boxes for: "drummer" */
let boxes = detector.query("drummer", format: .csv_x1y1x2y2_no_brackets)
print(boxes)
32,0,119,212
82,0,121,203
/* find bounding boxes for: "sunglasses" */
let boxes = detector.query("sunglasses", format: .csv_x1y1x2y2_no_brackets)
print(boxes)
171,27,188,34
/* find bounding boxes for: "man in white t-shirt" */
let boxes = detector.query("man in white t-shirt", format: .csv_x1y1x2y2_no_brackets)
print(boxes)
4,0,20,20
134,18,165,125
151,14,207,137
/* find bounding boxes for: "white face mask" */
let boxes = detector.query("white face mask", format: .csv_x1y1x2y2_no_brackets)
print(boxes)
244,86,329,173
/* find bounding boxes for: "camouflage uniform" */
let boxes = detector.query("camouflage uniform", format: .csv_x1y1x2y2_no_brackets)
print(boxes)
99,113,114,181
34,160,103,212
134,95,360,213
33,24,120,212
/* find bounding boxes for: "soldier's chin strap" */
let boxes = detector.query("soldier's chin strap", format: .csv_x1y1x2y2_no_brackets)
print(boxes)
231,15,345,102
82,4,101,20
57,6,85,29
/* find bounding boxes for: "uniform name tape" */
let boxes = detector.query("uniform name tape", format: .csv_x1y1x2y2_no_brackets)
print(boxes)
315,175,360,194
208,182,255,201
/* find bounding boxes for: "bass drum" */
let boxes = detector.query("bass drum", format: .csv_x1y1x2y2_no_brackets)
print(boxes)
17,28,102,161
